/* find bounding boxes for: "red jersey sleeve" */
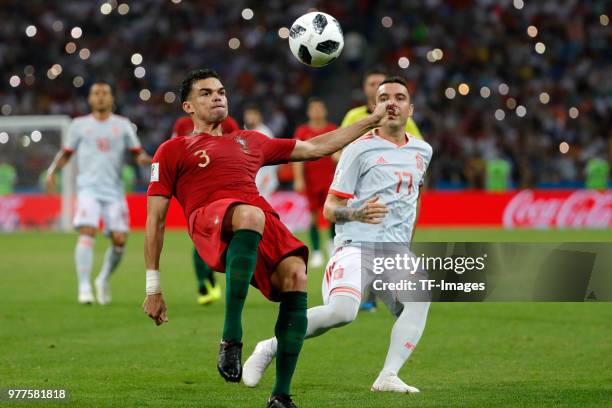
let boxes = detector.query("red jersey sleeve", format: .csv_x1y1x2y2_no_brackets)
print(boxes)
147,140,180,197
246,131,297,166
222,116,240,133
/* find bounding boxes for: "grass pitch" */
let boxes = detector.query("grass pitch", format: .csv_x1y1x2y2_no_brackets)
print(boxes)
1,229,611,407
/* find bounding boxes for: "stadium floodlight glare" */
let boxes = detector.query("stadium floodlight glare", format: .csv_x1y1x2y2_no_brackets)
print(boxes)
278,27,289,39
228,38,240,49
71,27,82,39
569,107,579,119
241,8,254,20
30,130,42,142
559,142,570,154
9,75,20,87
25,25,37,37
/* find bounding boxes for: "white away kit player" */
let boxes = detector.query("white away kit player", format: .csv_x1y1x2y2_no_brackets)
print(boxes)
46,82,151,304
244,76,432,393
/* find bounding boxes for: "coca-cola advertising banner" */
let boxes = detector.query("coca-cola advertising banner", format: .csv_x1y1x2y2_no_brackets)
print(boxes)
0,190,610,231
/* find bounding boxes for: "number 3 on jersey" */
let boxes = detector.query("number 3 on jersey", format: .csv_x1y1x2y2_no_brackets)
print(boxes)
194,150,210,168
394,171,413,194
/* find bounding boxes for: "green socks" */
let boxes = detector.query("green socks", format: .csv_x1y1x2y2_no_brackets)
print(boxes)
193,247,214,295
273,291,308,396
222,229,262,342
309,224,320,251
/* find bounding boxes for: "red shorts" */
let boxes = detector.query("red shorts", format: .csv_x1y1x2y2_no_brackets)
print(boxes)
188,198,309,301
306,186,328,213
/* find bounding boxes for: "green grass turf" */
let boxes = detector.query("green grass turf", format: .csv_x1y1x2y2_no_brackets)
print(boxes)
1,229,611,407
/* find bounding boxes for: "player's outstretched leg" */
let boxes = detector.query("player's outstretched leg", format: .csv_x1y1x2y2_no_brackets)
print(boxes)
267,256,308,408
75,228,95,304
244,294,359,387
193,247,220,305
218,205,264,383
95,231,125,305
371,301,430,393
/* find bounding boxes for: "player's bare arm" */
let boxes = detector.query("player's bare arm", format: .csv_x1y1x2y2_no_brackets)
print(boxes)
45,150,72,193
292,161,305,193
290,102,396,161
134,150,152,166
143,195,170,326
323,195,389,224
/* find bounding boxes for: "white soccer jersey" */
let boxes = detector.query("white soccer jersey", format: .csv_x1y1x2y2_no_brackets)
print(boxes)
329,129,433,246
63,114,142,201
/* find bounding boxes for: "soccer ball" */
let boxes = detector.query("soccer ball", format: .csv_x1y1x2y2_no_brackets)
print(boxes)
288,12,344,67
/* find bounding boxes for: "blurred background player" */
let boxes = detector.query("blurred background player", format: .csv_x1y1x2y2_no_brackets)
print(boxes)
171,114,240,305
340,67,424,312
244,76,431,393
46,82,151,304
292,98,338,267
244,105,278,199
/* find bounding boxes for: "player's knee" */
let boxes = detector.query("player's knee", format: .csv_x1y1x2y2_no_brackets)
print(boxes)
111,232,127,247
330,296,359,325
278,261,307,292
79,226,96,237
232,205,265,233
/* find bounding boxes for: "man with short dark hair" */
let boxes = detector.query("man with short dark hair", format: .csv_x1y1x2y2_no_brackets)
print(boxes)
244,76,432,395
170,114,240,306
143,69,392,408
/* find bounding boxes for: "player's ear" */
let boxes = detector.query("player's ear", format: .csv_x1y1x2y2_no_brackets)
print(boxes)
182,100,194,115
408,103,414,117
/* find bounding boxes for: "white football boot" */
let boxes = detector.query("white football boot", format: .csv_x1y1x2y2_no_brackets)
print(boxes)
242,339,276,387
78,285,95,305
94,277,111,305
371,370,420,393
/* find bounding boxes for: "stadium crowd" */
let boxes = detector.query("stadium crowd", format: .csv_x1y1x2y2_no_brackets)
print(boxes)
0,0,610,190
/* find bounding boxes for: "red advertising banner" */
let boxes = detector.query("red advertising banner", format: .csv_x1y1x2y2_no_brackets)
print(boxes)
1,190,610,231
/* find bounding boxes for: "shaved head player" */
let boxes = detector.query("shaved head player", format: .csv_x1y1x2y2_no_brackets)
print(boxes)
142,69,395,408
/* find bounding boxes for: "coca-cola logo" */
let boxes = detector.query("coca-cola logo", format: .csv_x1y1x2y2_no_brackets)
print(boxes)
503,190,612,228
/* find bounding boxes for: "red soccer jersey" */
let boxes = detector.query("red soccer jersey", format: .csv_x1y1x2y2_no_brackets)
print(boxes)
293,123,338,191
148,130,296,218
171,115,240,138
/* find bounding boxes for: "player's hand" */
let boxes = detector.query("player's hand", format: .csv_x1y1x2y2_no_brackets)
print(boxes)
294,178,305,193
353,196,389,224
45,172,56,194
143,293,168,326
370,101,399,127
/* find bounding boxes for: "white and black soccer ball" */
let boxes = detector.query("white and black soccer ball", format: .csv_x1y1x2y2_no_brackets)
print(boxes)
288,12,344,67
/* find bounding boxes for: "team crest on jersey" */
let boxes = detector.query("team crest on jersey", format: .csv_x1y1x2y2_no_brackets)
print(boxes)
416,154,424,171
234,136,249,152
